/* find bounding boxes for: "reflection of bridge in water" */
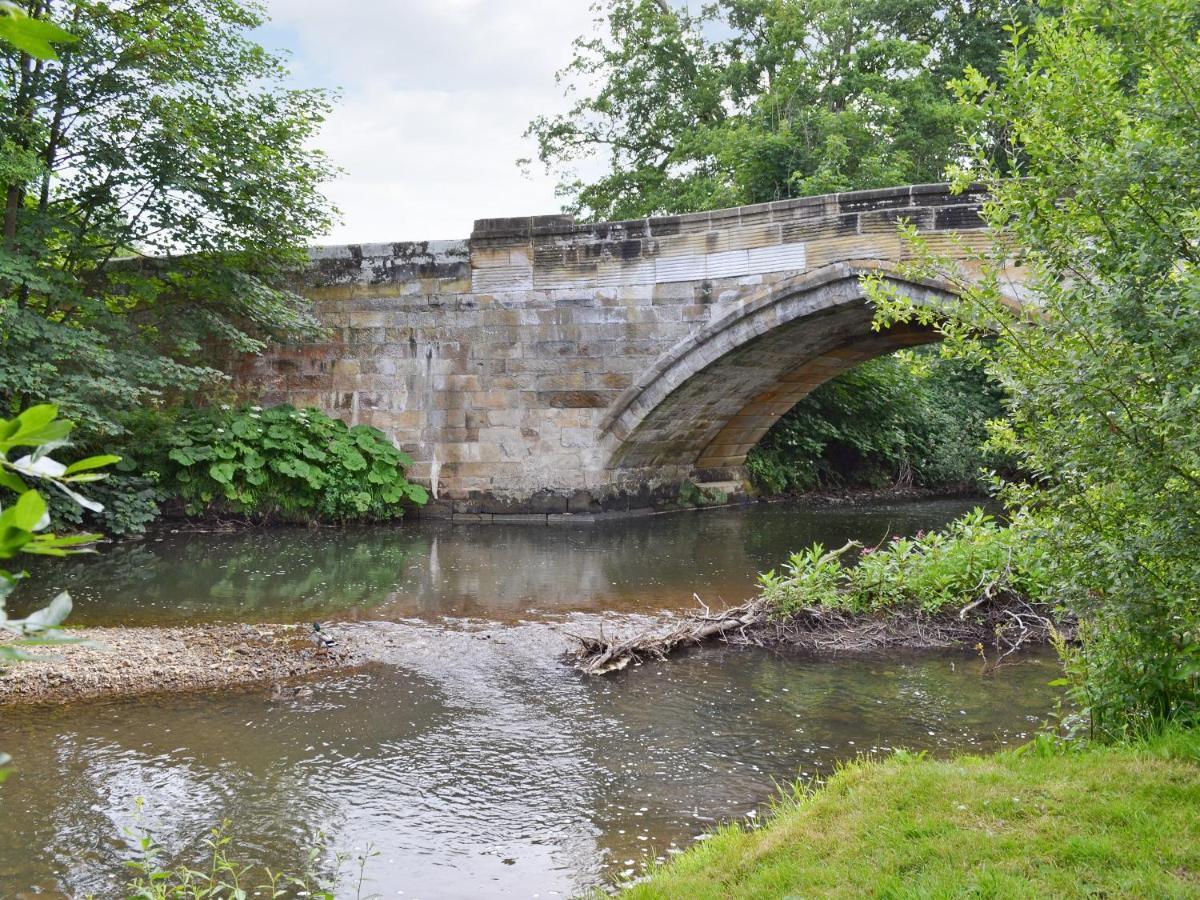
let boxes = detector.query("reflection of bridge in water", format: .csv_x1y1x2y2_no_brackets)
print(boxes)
24,501,979,627
239,184,1020,514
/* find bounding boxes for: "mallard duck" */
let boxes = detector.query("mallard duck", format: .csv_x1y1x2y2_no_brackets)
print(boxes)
310,622,335,654
270,683,314,701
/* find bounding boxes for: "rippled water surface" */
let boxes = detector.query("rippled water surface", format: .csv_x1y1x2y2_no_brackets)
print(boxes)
0,499,1060,898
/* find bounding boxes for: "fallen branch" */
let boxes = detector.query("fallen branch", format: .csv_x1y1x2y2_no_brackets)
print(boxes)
569,591,1067,676
569,599,769,675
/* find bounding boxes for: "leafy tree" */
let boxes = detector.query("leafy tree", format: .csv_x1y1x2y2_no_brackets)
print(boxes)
0,0,337,440
872,0,1200,735
525,0,1036,221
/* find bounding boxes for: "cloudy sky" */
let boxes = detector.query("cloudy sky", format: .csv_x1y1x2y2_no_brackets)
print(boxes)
257,0,604,244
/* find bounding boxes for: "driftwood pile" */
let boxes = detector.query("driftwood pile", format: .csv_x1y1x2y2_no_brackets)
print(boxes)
570,596,768,675
570,592,1060,676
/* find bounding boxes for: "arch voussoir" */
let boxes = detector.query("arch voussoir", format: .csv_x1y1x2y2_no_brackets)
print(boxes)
601,261,957,478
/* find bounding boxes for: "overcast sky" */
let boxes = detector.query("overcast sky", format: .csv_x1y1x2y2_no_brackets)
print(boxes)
257,0,603,244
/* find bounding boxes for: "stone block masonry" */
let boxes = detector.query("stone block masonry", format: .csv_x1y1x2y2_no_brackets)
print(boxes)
236,184,1017,514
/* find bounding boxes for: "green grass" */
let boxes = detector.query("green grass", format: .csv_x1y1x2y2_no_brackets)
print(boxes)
622,730,1200,899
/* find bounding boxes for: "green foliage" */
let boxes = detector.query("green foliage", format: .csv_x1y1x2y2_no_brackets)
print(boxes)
525,0,1036,220
757,542,847,611
1,2,337,440
46,468,161,537
0,404,111,662
121,819,337,900
746,350,1006,494
141,405,427,523
0,1,76,58
758,508,1047,617
869,0,1200,735
677,480,729,508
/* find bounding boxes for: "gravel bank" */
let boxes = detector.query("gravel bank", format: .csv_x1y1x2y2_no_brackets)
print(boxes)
0,623,382,706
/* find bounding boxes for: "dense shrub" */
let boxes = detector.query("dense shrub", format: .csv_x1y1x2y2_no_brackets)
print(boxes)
871,0,1200,735
46,468,161,537
746,350,1006,494
757,509,1048,618
141,405,428,523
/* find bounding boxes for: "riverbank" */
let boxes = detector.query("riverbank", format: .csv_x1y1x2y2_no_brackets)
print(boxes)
622,729,1200,898
574,507,1054,675
779,482,988,508
122,484,989,535
572,596,1059,675
0,622,386,705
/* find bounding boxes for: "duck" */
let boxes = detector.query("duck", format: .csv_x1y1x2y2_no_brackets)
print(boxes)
270,683,314,701
310,622,335,654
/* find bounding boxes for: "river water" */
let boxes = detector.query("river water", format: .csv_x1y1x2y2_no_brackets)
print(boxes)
0,499,1061,898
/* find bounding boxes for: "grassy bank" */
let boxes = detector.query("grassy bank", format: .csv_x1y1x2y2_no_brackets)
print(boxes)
623,730,1200,899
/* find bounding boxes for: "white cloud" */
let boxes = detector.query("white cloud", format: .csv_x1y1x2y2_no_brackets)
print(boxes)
260,0,601,243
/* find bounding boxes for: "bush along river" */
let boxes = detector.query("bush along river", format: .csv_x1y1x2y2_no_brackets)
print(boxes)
0,499,1063,897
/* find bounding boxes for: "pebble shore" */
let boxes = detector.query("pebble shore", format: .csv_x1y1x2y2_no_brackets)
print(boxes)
0,623,375,705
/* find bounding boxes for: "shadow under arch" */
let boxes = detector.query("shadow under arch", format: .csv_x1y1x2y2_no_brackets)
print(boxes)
598,260,963,479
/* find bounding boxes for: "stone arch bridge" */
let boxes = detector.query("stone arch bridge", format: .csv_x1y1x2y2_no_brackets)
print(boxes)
241,183,1015,518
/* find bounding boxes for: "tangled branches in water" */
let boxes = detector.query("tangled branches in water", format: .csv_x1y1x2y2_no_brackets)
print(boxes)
570,591,1064,676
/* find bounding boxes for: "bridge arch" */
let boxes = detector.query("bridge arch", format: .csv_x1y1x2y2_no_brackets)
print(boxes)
599,260,960,482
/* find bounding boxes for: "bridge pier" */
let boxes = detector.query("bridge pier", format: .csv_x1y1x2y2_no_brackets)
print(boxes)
236,184,1008,514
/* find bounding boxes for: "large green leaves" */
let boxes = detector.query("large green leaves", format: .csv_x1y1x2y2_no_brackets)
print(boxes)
0,404,113,669
0,1,76,59
65,455,121,475
0,405,72,454
144,404,427,523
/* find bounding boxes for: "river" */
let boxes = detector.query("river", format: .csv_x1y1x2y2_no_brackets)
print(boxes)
0,499,1061,898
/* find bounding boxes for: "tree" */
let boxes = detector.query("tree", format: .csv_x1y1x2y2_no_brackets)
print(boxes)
0,0,337,440
872,0,1200,735
525,0,1037,221
746,350,1005,493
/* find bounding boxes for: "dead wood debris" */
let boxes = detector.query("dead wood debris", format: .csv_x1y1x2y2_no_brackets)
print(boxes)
569,592,1064,676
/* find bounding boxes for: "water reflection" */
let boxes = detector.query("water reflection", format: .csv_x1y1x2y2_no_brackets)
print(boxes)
0,625,1061,898
15,499,981,626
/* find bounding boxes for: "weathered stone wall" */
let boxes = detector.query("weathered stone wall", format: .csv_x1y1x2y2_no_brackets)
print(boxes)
238,183,1005,516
